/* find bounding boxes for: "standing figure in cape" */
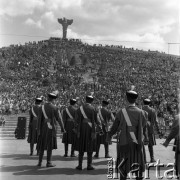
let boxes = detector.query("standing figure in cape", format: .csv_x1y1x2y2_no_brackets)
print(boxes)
28,97,43,156
94,99,114,158
163,112,180,177
142,98,160,162
74,95,102,170
62,98,77,157
37,91,66,167
107,90,148,180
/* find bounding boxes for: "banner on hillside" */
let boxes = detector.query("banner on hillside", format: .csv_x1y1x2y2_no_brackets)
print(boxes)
66,47,89,66
57,49,69,65
56,46,90,66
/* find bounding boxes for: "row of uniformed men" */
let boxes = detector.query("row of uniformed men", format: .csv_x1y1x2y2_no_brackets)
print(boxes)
28,90,162,173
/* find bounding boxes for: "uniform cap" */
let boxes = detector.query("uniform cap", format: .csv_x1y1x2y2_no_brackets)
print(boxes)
48,91,58,99
143,98,151,105
35,97,43,102
86,95,93,99
70,98,77,105
102,99,110,105
86,95,94,103
126,90,138,99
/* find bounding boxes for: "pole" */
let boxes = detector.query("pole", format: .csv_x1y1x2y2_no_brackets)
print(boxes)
168,43,169,55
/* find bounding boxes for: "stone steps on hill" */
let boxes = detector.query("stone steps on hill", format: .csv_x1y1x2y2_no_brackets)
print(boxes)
0,134,16,138
0,127,17,131
0,113,62,138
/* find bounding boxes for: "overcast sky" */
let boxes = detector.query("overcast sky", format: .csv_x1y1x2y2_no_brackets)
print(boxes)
0,0,180,55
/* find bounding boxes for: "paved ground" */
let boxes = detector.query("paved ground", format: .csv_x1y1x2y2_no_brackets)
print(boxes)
0,138,177,180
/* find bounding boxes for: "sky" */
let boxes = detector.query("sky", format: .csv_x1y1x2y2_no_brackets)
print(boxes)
0,0,180,55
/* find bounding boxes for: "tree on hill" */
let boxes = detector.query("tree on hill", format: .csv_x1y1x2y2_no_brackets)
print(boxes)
80,54,88,66
36,70,42,79
42,78,51,87
0,81,9,92
31,70,42,80
69,56,76,66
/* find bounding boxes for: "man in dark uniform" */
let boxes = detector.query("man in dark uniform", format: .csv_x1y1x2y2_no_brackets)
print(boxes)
62,98,77,157
74,95,102,170
94,100,113,158
163,114,180,177
107,90,148,180
142,98,160,162
28,97,43,156
37,92,66,167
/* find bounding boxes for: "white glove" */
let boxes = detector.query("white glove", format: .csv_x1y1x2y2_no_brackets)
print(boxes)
47,122,52,129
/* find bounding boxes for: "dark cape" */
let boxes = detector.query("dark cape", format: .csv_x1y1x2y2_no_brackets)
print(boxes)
62,106,77,144
37,102,65,151
108,106,148,174
27,105,40,144
165,115,180,176
74,103,101,152
142,105,159,146
96,107,112,145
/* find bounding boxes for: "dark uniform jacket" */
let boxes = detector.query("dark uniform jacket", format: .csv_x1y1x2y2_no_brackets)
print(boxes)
28,105,41,144
62,105,77,144
165,115,179,175
108,106,148,173
142,105,159,146
99,107,112,132
96,107,112,145
37,102,65,151
166,115,179,150
74,103,101,152
142,105,159,134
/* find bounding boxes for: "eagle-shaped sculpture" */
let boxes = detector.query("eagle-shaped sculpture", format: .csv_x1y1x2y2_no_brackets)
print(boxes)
58,17,73,25
58,17,73,39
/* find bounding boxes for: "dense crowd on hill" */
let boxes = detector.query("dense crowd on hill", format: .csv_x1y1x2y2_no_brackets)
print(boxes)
0,38,179,128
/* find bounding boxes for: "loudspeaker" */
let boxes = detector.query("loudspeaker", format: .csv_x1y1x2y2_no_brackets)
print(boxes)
15,117,27,139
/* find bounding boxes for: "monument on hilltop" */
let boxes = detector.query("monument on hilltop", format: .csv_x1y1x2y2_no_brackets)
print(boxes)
58,17,73,39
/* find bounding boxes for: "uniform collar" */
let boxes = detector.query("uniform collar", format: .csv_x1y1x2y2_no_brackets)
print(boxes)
86,103,92,106
102,106,107,110
128,104,136,107
47,102,52,105
143,105,149,107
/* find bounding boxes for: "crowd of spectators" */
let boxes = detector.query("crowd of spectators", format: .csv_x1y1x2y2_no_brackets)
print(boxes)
0,38,179,129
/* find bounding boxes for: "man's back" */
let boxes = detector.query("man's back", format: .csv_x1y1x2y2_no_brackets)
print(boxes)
41,102,57,118
142,105,156,122
100,107,111,123
77,103,95,121
126,106,146,126
65,105,76,118
30,104,41,117
142,105,157,134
